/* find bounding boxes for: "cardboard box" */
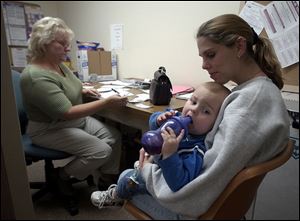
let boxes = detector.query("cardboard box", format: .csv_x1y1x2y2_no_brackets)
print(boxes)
77,50,116,82
88,50,112,75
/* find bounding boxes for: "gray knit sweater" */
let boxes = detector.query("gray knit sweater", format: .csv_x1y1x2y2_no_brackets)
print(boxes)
141,76,290,218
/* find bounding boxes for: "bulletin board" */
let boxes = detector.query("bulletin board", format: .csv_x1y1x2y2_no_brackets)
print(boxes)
239,1,299,87
1,1,43,69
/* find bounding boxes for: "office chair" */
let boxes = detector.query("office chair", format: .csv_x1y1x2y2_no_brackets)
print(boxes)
11,70,80,216
124,139,294,220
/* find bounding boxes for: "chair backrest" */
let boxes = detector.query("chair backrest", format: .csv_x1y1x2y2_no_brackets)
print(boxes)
198,139,294,220
124,140,294,220
11,70,28,134
11,70,71,160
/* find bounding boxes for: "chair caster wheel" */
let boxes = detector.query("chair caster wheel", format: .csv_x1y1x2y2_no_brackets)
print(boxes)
63,196,79,216
87,175,95,186
68,207,79,216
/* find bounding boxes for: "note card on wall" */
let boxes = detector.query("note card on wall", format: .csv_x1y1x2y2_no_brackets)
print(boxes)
111,24,123,50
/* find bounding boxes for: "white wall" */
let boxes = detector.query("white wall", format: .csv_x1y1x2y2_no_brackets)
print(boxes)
26,1,240,87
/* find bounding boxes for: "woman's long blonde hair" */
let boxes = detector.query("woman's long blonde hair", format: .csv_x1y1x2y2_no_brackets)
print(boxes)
197,14,284,89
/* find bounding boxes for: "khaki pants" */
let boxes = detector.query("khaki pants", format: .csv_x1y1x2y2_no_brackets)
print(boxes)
27,116,122,182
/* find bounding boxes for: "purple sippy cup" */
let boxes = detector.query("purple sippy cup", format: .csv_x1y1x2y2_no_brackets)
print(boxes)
141,116,192,155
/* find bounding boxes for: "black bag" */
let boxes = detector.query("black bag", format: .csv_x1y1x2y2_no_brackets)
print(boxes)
150,67,173,105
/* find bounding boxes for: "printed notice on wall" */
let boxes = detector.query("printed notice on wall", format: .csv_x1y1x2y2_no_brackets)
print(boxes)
11,47,28,67
261,1,299,68
24,4,44,39
110,24,123,50
2,1,27,46
239,1,265,35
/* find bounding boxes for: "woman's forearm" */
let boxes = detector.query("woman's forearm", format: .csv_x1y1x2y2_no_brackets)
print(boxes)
63,99,108,120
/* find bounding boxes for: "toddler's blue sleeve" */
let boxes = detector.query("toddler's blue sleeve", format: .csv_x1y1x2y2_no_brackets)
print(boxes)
149,111,162,130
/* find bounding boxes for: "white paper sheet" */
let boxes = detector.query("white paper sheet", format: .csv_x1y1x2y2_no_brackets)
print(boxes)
110,24,123,50
11,47,28,67
175,92,193,100
3,2,28,46
261,1,299,68
128,94,149,103
239,1,265,35
135,103,152,109
100,80,132,86
281,91,299,112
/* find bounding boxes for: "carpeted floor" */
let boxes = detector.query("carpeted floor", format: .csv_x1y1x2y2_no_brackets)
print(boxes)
27,158,136,220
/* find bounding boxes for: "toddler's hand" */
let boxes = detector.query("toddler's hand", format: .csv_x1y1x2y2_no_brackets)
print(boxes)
157,110,177,126
139,148,153,168
161,127,184,159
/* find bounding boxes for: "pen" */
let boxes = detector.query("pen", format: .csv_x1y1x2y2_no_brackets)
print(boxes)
112,88,120,95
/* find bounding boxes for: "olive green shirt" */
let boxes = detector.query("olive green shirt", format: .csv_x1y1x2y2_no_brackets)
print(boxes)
20,63,83,122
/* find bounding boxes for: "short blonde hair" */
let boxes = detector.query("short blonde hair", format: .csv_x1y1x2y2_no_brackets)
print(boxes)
201,81,231,98
27,17,74,62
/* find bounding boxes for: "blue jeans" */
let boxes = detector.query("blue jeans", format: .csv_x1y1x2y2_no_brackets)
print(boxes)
116,169,148,199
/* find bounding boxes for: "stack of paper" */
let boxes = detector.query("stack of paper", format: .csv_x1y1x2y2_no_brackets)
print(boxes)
281,91,299,112
175,92,193,100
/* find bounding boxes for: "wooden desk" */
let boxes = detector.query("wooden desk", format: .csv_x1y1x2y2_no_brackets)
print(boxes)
94,87,186,133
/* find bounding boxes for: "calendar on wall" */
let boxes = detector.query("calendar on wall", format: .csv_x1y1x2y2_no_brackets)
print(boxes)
24,4,44,40
1,1,44,68
2,1,27,46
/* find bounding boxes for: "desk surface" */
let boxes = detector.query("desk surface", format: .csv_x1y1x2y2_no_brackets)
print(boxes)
93,85,186,133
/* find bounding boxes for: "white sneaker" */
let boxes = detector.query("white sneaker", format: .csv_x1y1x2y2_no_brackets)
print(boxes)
91,184,123,209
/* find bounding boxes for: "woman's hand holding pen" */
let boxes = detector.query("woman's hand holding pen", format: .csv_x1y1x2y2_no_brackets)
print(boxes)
105,95,128,107
83,86,128,107
106,88,128,107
